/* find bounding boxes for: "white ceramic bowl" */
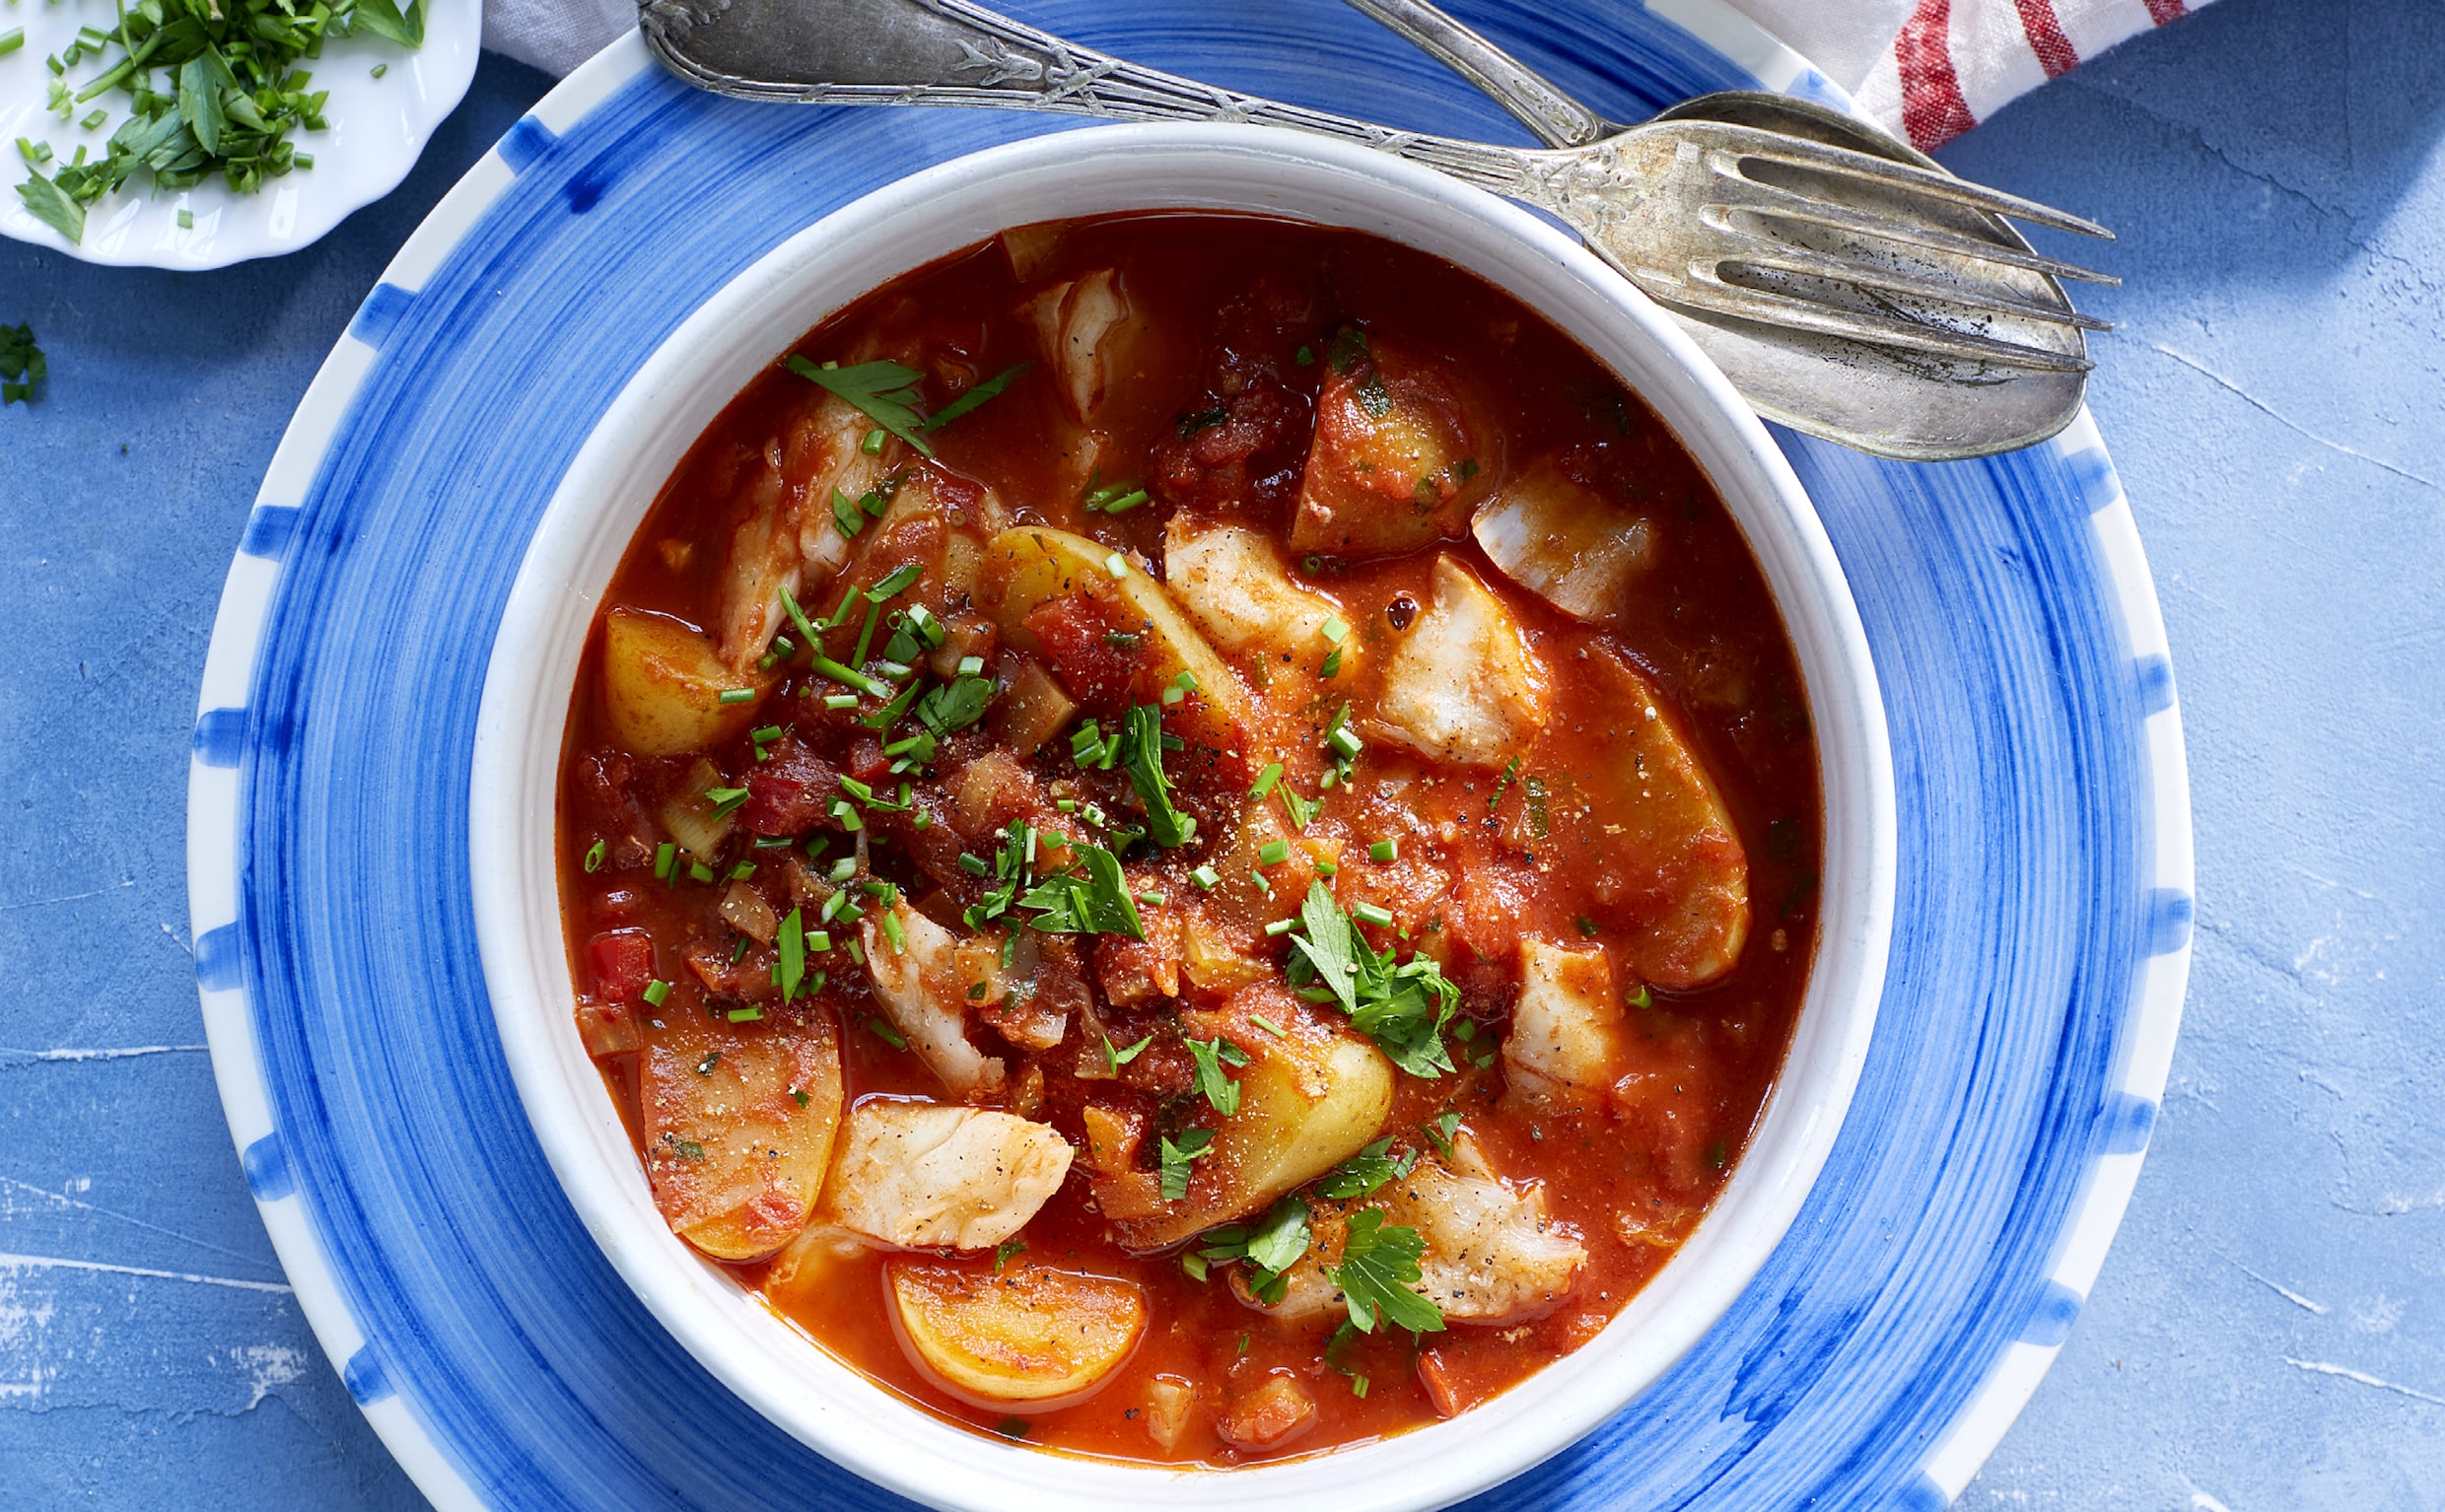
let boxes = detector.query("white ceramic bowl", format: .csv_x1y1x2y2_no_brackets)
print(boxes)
470,122,1896,1512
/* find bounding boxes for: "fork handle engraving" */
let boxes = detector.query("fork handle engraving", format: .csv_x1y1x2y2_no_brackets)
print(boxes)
641,0,1539,194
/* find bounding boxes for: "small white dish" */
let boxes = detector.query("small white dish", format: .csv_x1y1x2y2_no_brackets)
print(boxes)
0,0,479,268
469,122,1896,1512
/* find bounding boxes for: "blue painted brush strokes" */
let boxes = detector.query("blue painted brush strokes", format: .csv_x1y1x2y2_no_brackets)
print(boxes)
208,2,2167,1507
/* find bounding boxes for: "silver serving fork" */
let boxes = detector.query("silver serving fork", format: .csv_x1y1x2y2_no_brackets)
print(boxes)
642,0,2118,457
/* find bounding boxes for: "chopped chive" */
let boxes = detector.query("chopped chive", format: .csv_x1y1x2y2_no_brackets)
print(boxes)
717,688,754,705
808,930,831,952
861,427,884,455
729,861,756,881
1250,1013,1286,1038
869,1017,907,1050
1138,892,1165,908
828,857,858,882
1352,901,1395,928
0,30,23,57
845,938,866,965
1191,863,1221,891
867,563,925,602
956,654,986,677
1104,552,1129,579
1327,726,1363,761
1369,840,1397,862
1181,1251,1209,1281
583,840,605,873
1248,763,1285,799
642,980,670,1006
727,1006,764,1022
1320,616,1349,645
1250,870,1272,896
1161,685,1183,707
652,842,676,880
687,861,715,884
958,852,990,876
824,693,859,710
880,911,907,955
1264,917,1296,936
1295,344,1315,366
1315,860,1338,877
1257,840,1291,866
1628,983,1652,1009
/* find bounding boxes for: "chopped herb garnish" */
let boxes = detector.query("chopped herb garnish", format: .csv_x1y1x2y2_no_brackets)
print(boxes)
716,688,754,706
705,785,751,818
1257,840,1291,866
1184,1035,1248,1116
993,1237,1027,1272
1249,1013,1286,1039
582,839,605,873
1284,882,1459,1078
787,357,936,457
1575,915,1601,938
1317,1136,1415,1201
1489,755,1522,812
1101,1032,1154,1073
778,908,807,1003
694,1049,721,1075
1421,1110,1462,1160
0,323,44,405
642,979,670,1007
868,1016,908,1050
1015,840,1146,939
1325,1209,1443,1335
1117,705,1196,848
1198,1197,1311,1305
1191,864,1221,891
1158,1128,1215,1202
1279,786,1323,830
1175,406,1227,437
652,842,676,880
1248,763,1285,800
924,361,1030,432
727,1006,764,1022
1295,344,1315,366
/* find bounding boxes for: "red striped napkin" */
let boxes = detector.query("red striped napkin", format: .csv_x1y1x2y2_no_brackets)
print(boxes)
1735,0,2217,151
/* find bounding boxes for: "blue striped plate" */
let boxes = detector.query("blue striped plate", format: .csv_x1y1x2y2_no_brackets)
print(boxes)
183,3,2193,1507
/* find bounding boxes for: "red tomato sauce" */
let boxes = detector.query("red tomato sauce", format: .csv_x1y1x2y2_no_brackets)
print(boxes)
556,213,1821,1465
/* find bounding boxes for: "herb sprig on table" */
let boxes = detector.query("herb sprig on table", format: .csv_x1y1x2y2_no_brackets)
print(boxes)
0,324,41,406
12,0,427,244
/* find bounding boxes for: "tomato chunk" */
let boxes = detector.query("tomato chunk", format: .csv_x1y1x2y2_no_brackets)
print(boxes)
588,929,657,1002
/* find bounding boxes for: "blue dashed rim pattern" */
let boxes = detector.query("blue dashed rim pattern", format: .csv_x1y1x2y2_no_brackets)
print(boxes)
182,5,2193,1508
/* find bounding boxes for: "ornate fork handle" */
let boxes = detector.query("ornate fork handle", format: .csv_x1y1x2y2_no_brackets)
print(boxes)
640,0,1553,197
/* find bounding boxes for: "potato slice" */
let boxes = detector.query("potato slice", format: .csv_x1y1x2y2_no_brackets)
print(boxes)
980,526,1256,786
887,1260,1148,1408
600,607,770,756
1576,650,1750,988
642,1017,844,1262
1291,336,1498,560
1370,556,1545,768
1113,1025,1392,1251
1470,455,1659,623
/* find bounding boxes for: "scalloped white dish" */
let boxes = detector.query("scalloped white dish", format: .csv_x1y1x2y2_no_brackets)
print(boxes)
0,0,479,268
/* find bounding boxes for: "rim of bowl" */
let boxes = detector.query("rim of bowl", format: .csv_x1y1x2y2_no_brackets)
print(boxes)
469,121,1895,1512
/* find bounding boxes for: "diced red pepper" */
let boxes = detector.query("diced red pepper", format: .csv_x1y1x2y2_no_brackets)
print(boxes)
589,929,658,1002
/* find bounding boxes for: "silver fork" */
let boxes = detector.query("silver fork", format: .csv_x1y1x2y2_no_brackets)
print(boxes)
641,0,2117,457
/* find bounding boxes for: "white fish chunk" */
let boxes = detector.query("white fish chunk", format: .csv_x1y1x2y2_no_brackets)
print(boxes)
864,902,1005,1097
1162,518,1351,671
1470,455,1657,623
1502,937,1625,1107
828,1099,1075,1251
1022,267,1134,422
1381,1139,1586,1323
1369,555,1544,767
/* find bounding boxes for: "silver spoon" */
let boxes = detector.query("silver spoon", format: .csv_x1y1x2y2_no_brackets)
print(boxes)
640,0,2115,458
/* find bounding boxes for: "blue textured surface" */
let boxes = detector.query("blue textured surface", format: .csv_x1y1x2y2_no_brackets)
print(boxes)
0,3,2433,1511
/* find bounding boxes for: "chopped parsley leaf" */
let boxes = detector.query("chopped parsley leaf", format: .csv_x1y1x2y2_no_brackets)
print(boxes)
787,357,936,457
993,1238,1027,1272
1158,1128,1215,1202
1316,1136,1415,1201
1325,1208,1443,1335
1117,704,1196,848
1184,1034,1248,1116
1284,881,1459,1077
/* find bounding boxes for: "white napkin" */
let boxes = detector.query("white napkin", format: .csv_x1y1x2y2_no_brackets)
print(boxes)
482,0,2213,149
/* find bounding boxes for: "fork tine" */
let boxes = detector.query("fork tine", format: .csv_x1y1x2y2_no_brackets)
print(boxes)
1713,178,2124,286
1724,245,2116,332
1628,264,2095,374
1717,130,2116,240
